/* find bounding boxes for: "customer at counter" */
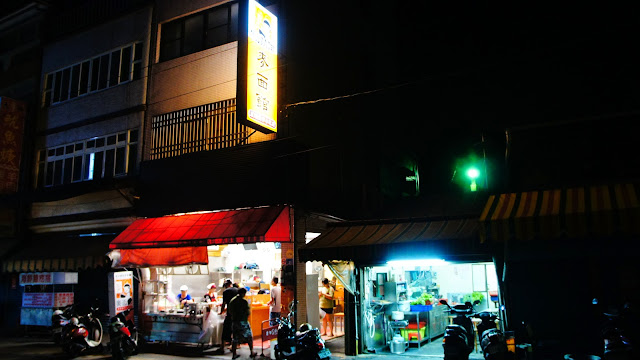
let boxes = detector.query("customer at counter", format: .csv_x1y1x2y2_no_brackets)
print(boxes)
229,288,257,359
177,285,195,308
267,277,281,325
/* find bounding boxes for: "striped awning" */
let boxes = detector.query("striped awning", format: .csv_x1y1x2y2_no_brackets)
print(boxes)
2,235,112,273
479,183,640,242
299,217,485,264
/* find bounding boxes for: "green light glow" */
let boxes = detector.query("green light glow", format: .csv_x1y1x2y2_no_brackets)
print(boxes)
466,168,480,179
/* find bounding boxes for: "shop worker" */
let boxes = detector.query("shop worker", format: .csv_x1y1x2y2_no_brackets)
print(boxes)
319,278,335,337
204,283,217,302
267,277,281,326
177,285,194,308
228,288,257,359
218,279,238,354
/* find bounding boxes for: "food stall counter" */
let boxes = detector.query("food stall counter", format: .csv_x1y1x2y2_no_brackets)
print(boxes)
145,303,223,345
250,303,270,337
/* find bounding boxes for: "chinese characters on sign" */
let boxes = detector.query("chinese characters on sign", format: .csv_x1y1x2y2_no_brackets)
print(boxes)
22,293,54,307
19,272,53,285
54,292,74,307
21,292,74,307
0,97,26,194
246,0,278,132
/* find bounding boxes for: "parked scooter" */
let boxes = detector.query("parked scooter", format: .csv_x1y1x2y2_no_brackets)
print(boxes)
59,300,104,357
596,299,637,360
474,310,511,360
51,304,75,344
440,299,479,360
109,304,138,360
274,301,331,360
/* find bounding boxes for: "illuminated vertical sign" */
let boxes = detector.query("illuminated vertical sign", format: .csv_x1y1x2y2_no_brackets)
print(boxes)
245,0,278,133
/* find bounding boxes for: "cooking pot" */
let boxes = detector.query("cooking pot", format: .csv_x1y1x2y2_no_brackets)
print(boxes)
391,311,404,320
390,334,409,354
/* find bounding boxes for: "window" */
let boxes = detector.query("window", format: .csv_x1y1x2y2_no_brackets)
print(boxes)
159,2,238,62
35,129,140,188
42,42,143,107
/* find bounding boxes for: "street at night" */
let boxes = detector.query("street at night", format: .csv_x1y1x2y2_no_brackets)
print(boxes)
1,1,640,360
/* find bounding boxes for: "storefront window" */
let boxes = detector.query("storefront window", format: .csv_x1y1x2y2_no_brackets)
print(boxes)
361,261,500,355
139,243,283,344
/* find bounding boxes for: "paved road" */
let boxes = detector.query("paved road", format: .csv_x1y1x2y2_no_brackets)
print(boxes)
0,336,447,360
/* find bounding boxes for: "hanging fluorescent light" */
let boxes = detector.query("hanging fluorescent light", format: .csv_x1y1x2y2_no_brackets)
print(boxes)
387,259,447,267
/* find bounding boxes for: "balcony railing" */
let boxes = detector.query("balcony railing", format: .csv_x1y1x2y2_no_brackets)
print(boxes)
150,99,275,160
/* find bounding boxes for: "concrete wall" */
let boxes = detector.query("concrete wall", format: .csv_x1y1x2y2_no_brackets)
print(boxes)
147,42,237,117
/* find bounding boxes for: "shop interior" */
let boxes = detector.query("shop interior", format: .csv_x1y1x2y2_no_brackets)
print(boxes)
139,243,286,345
360,260,499,357
307,260,496,357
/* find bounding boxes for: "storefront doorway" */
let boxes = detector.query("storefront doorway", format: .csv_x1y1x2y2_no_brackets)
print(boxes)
359,260,500,357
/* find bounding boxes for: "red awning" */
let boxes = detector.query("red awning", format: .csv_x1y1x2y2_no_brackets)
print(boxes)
117,247,208,267
110,205,290,249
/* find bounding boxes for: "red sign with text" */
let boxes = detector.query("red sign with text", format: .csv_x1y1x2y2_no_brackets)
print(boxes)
0,97,26,194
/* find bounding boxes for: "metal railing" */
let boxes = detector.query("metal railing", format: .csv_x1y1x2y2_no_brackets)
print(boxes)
150,99,275,160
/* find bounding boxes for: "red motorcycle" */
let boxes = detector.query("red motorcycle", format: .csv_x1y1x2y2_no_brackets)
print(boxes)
109,306,138,360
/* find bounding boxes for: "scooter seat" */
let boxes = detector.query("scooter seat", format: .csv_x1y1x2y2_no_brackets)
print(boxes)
445,324,468,335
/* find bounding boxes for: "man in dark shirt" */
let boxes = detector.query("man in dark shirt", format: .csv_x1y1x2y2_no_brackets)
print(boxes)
218,279,238,353
228,288,256,359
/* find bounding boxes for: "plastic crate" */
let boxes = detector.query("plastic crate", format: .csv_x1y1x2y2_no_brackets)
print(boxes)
400,326,426,341
409,304,433,312
406,321,426,329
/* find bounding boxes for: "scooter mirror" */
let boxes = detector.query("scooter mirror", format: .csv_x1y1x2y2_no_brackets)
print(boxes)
439,300,448,305
473,300,481,305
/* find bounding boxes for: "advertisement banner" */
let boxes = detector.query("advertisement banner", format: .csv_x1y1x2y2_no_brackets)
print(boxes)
0,97,26,194
108,271,133,316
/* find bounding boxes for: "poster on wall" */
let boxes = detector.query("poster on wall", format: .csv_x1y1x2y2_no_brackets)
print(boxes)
108,271,133,316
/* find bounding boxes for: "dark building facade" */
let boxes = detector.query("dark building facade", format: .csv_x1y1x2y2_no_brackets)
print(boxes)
0,1,638,356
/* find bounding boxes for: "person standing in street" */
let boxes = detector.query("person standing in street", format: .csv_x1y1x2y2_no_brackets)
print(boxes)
228,288,257,359
218,279,238,354
267,277,281,325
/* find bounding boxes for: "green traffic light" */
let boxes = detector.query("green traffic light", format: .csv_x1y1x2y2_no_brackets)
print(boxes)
466,167,480,179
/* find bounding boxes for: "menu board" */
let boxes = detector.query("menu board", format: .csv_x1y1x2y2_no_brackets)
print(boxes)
22,293,54,307
22,292,74,308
